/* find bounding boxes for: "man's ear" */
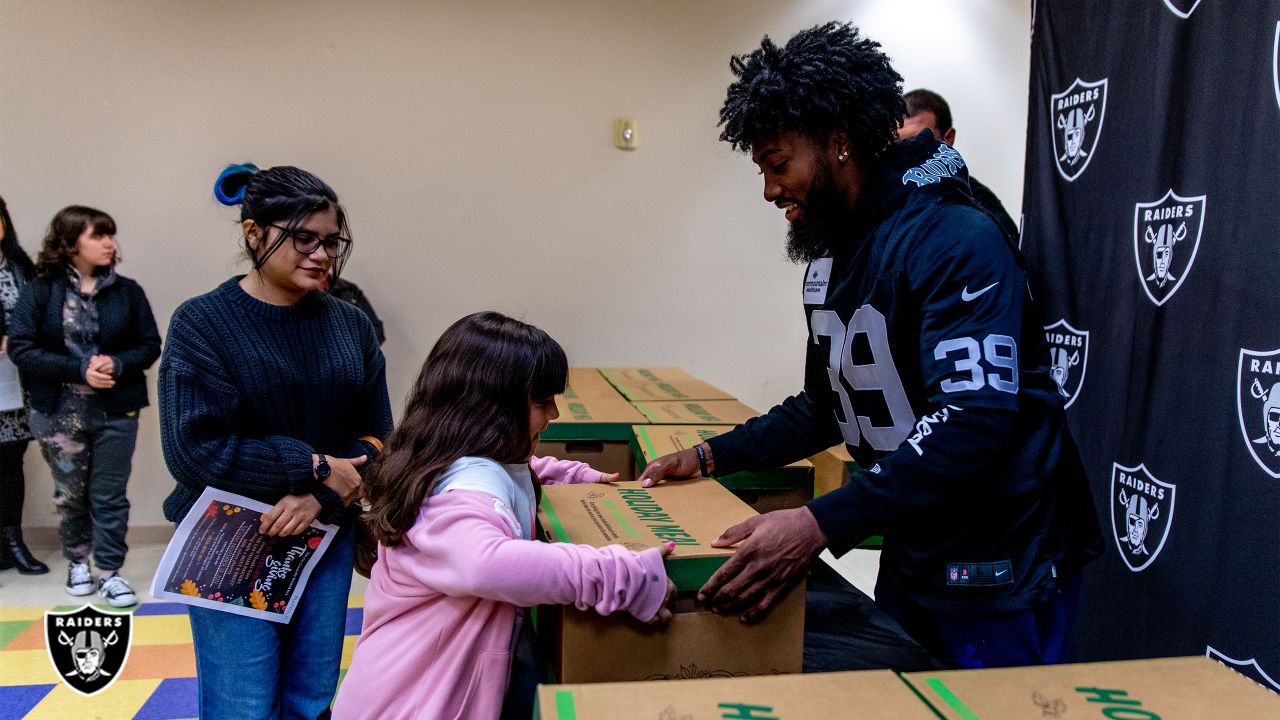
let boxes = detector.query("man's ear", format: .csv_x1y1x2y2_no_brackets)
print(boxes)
831,130,853,162
941,127,957,147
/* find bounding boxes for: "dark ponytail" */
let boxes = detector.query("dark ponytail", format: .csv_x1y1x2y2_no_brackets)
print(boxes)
213,163,352,279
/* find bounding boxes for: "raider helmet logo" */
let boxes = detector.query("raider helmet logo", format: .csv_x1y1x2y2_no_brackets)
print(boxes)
45,605,133,696
1110,463,1175,572
1043,319,1089,409
1050,78,1107,181
1237,347,1280,478
1133,189,1205,306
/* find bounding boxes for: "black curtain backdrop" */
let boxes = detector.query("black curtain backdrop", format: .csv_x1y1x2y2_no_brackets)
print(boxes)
1023,0,1280,690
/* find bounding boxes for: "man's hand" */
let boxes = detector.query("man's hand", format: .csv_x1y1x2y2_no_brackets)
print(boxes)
698,506,827,623
319,454,367,506
260,494,322,537
639,447,702,488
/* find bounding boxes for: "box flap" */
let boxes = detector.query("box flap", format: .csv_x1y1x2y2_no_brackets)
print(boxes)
536,670,937,719
632,400,759,425
542,395,648,441
539,479,754,591
903,656,1280,719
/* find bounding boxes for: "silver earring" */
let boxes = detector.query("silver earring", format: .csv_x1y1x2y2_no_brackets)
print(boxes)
838,152,849,161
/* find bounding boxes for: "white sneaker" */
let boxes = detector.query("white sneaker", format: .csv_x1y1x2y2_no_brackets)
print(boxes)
97,574,137,608
65,562,94,596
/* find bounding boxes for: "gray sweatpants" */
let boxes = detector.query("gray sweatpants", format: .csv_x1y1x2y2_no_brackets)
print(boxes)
29,389,138,570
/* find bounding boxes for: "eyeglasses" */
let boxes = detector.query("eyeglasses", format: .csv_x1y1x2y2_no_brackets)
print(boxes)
267,224,351,259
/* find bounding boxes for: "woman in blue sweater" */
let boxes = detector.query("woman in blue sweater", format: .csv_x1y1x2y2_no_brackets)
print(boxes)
159,164,391,719
8,205,161,605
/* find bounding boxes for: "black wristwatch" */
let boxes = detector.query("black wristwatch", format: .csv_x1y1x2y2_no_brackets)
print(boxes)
315,455,332,481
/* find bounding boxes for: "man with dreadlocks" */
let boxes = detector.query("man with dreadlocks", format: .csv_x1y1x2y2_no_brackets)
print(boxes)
639,22,1101,668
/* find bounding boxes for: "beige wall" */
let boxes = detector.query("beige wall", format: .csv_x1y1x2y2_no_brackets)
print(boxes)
0,0,1030,531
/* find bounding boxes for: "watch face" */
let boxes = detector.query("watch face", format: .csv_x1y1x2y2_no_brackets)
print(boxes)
317,460,331,479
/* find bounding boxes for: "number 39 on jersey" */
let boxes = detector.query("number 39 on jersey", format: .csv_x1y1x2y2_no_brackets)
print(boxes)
811,304,1019,452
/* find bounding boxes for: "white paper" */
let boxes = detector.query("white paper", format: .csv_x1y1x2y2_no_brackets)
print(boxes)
0,353,22,412
149,487,338,623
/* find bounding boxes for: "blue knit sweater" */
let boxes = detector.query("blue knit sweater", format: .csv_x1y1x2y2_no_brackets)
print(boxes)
159,277,392,524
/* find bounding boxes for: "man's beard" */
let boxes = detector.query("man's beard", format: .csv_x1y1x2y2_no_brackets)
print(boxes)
785,160,849,264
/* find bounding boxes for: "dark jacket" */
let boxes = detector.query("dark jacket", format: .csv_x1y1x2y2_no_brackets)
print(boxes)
707,132,1101,616
8,270,161,414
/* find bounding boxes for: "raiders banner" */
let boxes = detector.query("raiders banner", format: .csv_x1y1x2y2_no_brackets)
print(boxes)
1025,1,1280,690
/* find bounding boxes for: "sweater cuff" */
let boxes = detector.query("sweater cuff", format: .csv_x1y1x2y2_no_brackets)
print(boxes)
704,432,752,476
311,485,344,526
274,439,318,494
806,482,875,556
629,547,670,622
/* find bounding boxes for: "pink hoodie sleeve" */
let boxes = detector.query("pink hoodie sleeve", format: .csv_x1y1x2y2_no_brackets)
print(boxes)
404,490,668,621
529,454,600,485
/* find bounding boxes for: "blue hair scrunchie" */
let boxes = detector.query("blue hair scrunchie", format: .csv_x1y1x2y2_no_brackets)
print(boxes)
214,163,260,206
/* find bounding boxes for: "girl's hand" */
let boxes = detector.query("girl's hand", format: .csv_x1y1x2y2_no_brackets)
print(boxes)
647,542,677,626
319,454,367,505
260,494,322,536
84,364,116,389
594,471,620,483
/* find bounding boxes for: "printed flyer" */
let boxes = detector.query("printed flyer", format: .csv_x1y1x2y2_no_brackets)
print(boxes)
150,487,337,623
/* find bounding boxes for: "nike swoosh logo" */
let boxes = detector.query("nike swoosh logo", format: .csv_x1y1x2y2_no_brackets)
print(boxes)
995,569,1008,577
961,282,1000,302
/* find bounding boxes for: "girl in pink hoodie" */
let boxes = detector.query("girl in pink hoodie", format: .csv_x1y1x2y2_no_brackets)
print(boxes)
333,312,674,720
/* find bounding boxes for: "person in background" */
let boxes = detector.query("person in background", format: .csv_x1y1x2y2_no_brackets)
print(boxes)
899,88,1020,241
334,311,673,720
8,205,161,604
640,23,1100,669
0,195,47,575
325,276,385,345
160,163,390,719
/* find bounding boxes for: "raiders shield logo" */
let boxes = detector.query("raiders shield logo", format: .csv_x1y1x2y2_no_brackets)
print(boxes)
1236,347,1280,478
45,605,133,696
1133,189,1205,306
1110,463,1175,572
1043,319,1089,408
1206,646,1280,692
1162,0,1201,18
1050,78,1107,182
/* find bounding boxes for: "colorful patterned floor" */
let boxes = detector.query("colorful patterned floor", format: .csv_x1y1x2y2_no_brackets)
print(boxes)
0,596,364,720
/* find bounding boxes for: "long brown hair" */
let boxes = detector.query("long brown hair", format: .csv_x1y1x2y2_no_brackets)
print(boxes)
364,311,568,546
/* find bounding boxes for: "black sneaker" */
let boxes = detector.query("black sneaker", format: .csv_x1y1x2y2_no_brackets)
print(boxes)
97,574,138,608
66,562,94,596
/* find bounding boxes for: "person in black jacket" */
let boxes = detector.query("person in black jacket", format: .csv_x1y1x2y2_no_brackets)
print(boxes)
8,206,160,606
899,88,1021,242
639,23,1100,669
0,195,48,575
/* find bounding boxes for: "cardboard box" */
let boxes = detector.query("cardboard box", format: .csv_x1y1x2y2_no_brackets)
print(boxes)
903,656,1280,720
632,425,814,513
535,669,939,719
632,399,759,425
538,393,648,482
600,367,735,403
808,444,858,497
563,367,624,401
537,479,804,684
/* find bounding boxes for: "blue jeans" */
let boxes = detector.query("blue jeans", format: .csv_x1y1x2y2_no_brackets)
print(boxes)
188,523,354,720
880,572,1083,669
